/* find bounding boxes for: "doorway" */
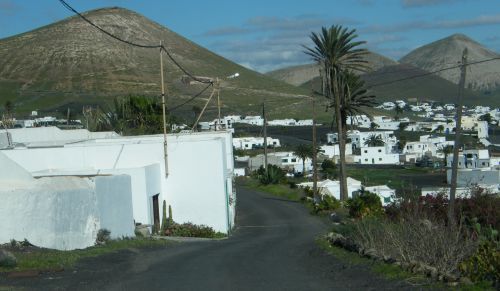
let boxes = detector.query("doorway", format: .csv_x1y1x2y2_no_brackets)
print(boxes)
152,194,160,232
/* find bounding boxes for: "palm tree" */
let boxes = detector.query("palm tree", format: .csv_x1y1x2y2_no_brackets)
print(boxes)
333,72,377,131
294,144,313,176
363,134,385,147
438,145,453,171
304,25,368,201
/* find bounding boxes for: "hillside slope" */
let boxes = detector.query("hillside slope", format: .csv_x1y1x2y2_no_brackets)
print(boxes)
0,7,307,118
302,63,499,107
400,34,500,91
267,51,398,86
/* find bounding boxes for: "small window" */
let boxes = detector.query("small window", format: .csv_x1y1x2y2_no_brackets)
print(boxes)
291,158,297,163
364,159,368,162
378,149,382,153
379,158,382,161
281,158,288,163
482,162,485,166
364,150,368,153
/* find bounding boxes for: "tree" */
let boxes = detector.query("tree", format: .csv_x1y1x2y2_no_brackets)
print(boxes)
434,124,445,133
294,144,313,176
334,72,377,131
4,101,13,115
394,105,403,121
369,122,379,130
321,159,337,179
304,25,368,201
363,134,385,147
438,145,453,171
398,122,409,132
478,113,492,124
112,96,165,135
192,105,201,123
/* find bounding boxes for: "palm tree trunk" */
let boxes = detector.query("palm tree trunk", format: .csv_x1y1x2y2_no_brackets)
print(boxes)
330,68,348,201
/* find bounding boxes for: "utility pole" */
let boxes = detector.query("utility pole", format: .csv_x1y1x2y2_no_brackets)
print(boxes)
449,48,468,225
67,107,70,125
216,78,221,131
312,96,319,203
263,102,268,171
160,41,169,177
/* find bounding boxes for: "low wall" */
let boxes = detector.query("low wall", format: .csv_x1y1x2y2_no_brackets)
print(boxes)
0,175,134,250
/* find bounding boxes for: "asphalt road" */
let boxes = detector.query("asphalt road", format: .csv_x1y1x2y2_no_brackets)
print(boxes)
1,186,413,290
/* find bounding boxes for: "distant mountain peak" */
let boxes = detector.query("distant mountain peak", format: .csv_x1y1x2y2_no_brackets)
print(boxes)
400,34,500,91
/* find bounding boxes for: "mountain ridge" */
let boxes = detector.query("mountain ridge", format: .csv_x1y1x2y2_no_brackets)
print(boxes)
0,7,307,118
399,33,500,91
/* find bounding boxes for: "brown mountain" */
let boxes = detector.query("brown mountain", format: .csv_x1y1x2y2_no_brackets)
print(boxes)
266,51,398,86
400,34,500,91
0,7,306,117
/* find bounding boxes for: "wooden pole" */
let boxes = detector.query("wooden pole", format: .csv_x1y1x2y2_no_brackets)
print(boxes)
263,102,268,171
216,78,221,130
449,48,468,225
312,96,319,203
160,41,169,176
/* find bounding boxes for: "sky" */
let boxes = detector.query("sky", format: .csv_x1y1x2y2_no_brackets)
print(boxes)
0,0,499,73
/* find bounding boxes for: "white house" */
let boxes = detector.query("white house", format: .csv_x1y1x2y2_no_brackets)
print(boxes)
445,149,499,189
357,146,400,165
232,137,281,150
0,152,135,250
364,185,396,206
248,151,312,174
347,115,371,128
237,116,264,126
298,177,363,200
1,130,236,235
268,119,297,126
320,144,353,159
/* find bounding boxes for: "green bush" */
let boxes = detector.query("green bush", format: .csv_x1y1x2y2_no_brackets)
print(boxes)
314,195,341,213
347,192,382,218
459,241,499,284
256,165,285,185
96,229,111,245
168,223,225,238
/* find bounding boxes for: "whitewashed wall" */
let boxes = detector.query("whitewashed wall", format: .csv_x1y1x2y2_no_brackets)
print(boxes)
0,174,134,250
95,175,135,239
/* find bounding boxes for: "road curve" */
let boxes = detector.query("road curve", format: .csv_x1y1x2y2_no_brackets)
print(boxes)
1,186,413,290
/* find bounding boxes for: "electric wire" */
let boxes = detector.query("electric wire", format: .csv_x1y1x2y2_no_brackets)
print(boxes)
58,0,213,84
366,57,500,89
167,83,213,112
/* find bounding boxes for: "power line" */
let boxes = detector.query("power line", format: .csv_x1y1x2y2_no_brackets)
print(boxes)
58,0,213,84
167,83,213,112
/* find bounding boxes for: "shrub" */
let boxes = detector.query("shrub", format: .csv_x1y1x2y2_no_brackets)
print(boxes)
0,249,17,268
314,195,341,214
256,165,285,185
352,216,477,275
96,229,111,245
347,192,383,218
459,241,500,284
168,223,225,238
